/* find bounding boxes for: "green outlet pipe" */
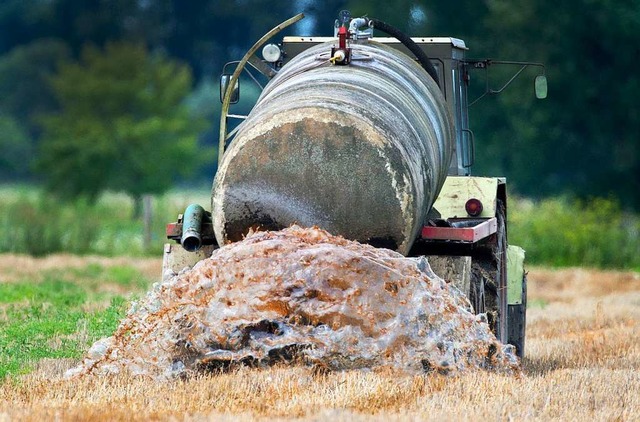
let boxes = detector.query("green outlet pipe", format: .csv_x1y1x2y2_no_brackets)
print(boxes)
181,204,205,252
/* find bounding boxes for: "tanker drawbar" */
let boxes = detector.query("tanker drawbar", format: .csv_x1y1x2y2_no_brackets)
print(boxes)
212,40,454,255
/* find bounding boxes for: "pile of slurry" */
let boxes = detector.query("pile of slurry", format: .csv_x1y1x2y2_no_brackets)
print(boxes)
67,226,519,379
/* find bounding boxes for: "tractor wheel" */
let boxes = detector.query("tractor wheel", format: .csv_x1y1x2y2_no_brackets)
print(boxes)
471,200,508,343
469,271,486,314
494,200,509,344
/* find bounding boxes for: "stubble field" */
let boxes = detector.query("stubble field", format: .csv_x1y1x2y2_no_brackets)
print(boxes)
0,255,638,421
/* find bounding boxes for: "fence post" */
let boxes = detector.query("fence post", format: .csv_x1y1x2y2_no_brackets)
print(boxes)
143,194,153,250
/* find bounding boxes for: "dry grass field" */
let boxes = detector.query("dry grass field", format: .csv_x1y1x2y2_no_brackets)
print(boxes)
1,256,638,421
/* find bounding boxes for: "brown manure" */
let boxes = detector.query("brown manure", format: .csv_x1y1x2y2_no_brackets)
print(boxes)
68,226,519,378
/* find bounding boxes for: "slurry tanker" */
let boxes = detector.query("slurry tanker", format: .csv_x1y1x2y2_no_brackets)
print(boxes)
163,12,547,358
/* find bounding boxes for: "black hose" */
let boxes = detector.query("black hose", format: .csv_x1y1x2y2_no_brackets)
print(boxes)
368,18,440,86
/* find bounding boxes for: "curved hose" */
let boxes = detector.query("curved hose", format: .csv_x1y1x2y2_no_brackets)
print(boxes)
368,18,440,86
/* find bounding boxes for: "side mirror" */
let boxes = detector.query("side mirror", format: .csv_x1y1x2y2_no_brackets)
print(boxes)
220,74,239,104
535,75,548,99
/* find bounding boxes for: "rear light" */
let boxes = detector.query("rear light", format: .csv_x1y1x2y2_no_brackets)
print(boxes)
465,198,483,217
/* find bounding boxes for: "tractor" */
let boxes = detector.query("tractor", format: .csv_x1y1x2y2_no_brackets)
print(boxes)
163,11,547,358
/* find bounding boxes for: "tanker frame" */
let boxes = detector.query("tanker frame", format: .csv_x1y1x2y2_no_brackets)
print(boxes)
163,12,547,358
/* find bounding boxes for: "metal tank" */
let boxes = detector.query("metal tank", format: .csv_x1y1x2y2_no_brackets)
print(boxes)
212,40,454,255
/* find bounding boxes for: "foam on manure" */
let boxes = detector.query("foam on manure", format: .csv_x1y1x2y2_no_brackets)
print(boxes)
68,226,519,378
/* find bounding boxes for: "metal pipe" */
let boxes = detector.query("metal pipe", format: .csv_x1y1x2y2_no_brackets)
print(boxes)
218,13,305,167
348,17,368,33
181,204,205,252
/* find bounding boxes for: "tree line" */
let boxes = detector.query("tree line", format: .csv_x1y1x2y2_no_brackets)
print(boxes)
0,0,638,209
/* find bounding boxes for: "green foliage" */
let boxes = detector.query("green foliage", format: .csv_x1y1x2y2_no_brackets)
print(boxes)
70,264,151,290
0,38,70,132
2,185,639,271
0,39,69,180
0,191,99,256
37,42,206,202
473,0,640,208
0,279,85,306
0,265,148,378
0,116,33,179
509,197,640,270
0,185,210,256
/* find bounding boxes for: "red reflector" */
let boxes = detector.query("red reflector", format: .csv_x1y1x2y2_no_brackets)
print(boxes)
465,198,483,217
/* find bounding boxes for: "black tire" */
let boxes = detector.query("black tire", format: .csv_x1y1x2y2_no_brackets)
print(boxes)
470,200,508,343
469,271,486,314
494,201,508,344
